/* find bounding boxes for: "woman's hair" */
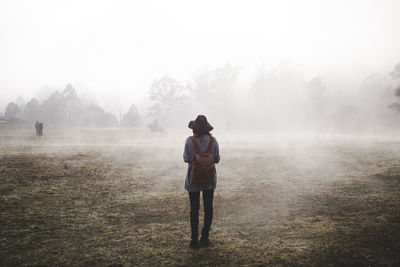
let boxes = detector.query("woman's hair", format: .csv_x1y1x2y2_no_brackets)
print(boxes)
193,130,211,138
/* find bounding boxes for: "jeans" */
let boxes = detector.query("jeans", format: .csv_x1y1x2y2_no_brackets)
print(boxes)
189,189,214,240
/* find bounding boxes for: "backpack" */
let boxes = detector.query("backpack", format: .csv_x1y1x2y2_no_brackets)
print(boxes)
190,136,215,184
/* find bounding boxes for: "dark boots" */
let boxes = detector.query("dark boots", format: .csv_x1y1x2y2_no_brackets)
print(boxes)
199,228,210,247
199,237,210,247
190,229,211,249
189,231,198,249
189,190,214,249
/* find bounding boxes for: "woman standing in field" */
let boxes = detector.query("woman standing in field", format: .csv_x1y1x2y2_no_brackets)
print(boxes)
183,115,220,249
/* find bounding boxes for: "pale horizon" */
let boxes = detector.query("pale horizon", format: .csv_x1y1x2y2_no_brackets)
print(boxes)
1,0,400,116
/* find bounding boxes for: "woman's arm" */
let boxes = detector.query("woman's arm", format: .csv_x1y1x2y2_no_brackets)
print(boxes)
213,138,220,163
183,138,191,163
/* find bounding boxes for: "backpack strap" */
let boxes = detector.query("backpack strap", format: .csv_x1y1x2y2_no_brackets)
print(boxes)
190,135,214,154
205,136,214,154
190,136,200,154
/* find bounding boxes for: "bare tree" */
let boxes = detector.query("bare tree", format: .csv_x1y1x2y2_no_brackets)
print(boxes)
390,62,400,80
389,63,400,112
248,60,306,130
16,96,26,111
4,102,22,120
121,103,141,127
190,62,240,128
21,84,118,127
148,76,191,127
305,76,328,131
191,62,239,103
23,98,41,122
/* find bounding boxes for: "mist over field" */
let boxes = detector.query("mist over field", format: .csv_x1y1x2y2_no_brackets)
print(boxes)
1,0,400,136
2,61,400,136
1,0,400,266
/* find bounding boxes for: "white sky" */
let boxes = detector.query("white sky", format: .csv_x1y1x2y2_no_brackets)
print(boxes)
1,0,400,114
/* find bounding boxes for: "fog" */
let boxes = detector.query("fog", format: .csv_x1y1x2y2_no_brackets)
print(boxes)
1,0,400,134
2,2,400,264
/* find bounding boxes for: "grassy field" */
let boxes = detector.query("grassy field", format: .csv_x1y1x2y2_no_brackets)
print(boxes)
1,126,400,266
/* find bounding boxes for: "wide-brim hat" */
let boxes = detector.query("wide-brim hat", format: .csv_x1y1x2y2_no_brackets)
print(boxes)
188,115,213,134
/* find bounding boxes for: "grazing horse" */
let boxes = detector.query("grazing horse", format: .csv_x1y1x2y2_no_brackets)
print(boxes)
147,122,165,134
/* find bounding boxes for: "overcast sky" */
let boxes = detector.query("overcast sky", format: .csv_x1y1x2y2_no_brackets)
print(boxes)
1,0,400,114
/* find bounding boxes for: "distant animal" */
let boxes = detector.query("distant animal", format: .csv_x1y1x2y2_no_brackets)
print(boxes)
35,121,43,137
147,123,165,134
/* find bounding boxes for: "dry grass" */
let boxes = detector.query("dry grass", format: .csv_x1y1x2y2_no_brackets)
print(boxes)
0,127,400,266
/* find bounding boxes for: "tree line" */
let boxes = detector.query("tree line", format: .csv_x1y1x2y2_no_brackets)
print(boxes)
1,84,141,128
2,61,400,133
147,61,400,133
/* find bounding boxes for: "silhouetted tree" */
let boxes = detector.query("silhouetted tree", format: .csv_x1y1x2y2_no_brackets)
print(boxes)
305,76,328,131
81,103,118,128
41,90,65,125
62,84,82,127
389,63,400,112
16,96,26,111
191,62,239,103
23,98,41,122
249,64,268,99
19,84,118,128
359,73,393,103
121,103,141,127
148,76,191,127
331,105,360,133
190,62,240,128
390,62,400,79
4,102,22,119
248,60,306,130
